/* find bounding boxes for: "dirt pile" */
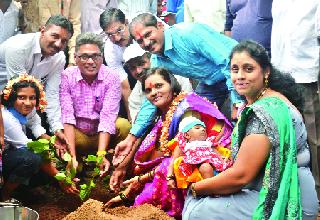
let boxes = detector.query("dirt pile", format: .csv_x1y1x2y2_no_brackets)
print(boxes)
63,199,174,220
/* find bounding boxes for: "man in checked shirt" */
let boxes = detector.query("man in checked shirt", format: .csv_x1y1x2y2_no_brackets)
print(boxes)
59,32,131,176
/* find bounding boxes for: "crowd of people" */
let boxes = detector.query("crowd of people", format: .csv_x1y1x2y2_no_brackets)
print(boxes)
0,0,319,219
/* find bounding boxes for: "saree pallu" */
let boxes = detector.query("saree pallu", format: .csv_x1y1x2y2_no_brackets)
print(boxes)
133,92,233,219
231,97,302,219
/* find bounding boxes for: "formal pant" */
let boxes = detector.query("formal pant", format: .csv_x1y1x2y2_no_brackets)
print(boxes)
74,117,131,154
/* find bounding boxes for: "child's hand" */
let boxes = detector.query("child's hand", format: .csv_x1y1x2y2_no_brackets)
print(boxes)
167,179,176,189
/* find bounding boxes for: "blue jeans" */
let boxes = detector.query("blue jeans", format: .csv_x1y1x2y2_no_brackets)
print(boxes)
2,147,42,185
195,79,229,109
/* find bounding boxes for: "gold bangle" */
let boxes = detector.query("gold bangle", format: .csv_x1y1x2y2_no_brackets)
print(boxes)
97,150,107,156
137,175,142,184
191,183,197,198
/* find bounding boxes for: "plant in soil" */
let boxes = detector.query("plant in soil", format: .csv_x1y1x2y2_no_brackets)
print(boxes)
79,154,110,201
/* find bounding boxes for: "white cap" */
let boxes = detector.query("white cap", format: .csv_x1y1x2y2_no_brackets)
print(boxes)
179,116,206,133
123,43,146,63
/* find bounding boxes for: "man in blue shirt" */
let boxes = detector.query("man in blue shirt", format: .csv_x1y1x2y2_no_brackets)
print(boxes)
110,13,240,191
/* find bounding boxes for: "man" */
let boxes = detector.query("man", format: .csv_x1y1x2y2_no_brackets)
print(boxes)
100,8,133,121
81,0,118,34
0,0,19,44
0,15,73,150
19,0,81,66
60,32,131,174
110,13,240,190
123,42,193,122
271,0,320,197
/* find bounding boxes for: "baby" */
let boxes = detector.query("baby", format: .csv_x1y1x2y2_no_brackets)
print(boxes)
167,116,233,189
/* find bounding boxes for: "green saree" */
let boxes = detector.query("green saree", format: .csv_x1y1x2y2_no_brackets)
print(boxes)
231,97,302,220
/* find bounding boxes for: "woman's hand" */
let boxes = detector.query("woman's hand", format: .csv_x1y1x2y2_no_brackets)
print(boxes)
109,167,127,192
99,157,110,177
112,134,136,166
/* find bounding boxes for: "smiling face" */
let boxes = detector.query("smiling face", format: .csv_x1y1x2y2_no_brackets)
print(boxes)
40,24,71,57
185,125,208,142
129,54,151,81
231,51,269,104
14,87,37,116
131,23,164,54
75,44,103,82
105,21,131,47
144,73,173,112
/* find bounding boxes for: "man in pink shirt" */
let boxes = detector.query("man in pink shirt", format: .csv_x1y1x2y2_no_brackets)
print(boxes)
59,32,131,175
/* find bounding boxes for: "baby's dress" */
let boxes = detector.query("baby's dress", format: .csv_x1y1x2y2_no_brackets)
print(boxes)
173,133,233,188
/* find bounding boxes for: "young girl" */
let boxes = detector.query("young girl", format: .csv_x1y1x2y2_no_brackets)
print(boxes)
167,116,233,189
0,74,78,201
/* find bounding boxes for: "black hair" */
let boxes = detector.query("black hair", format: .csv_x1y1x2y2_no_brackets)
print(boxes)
75,32,104,53
230,40,304,112
141,67,181,95
124,52,151,70
99,8,126,31
45,14,73,36
1,80,41,108
129,13,158,37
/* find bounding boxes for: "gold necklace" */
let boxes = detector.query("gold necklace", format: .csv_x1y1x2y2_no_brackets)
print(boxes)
247,87,268,106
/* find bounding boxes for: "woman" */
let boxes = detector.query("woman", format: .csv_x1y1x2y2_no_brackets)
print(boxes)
107,68,233,218
0,74,78,201
183,40,318,219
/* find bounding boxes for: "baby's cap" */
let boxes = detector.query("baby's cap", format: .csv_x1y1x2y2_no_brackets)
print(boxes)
179,116,206,133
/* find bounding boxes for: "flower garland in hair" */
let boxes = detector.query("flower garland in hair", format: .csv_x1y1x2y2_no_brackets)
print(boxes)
3,74,47,112
159,91,187,155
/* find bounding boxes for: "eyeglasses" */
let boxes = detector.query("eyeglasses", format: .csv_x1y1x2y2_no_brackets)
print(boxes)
76,53,102,62
105,26,125,38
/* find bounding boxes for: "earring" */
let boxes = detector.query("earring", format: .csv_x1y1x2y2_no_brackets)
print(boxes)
264,77,269,87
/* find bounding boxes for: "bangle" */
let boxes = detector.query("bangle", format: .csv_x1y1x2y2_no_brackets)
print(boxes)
191,183,197,198
97,150,107,156
137,175,142,184
119,192,128,202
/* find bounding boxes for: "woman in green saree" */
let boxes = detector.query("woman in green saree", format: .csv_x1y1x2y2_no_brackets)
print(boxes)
182,40,318,220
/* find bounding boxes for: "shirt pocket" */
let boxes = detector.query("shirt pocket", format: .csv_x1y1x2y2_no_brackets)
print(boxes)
93,89,104,113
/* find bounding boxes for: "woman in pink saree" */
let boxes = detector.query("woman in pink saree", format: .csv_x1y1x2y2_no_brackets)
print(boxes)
106,68,232,219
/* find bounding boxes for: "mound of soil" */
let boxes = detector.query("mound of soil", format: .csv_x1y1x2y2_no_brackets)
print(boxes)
63,199,174,220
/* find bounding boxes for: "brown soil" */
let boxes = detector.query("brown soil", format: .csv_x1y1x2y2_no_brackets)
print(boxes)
16,180,174,220
64,199,174,220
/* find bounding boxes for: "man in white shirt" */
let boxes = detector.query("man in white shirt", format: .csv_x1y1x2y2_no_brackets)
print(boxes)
81,0,118,34
117,0,157,21
0,0,19,44
100,8,134,121
271,0,320,197
0,14,73,146
184,0,226,33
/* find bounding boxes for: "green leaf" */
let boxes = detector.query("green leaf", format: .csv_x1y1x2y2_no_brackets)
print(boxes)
80,184,88,190
54,172,66,181
38,139,50,145
65,176,72,185
63,152,72,162
93,167,100,176
89,180,96,188
70,167,76,178
50,136,56,145
96,156,103,165
85,155,97,162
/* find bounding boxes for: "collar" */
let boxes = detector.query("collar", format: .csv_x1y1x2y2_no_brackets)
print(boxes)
75,65,104,82
8,107,27,125
34,32,42,55
163,28,173,54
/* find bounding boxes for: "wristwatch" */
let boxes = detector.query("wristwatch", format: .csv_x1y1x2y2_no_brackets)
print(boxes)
191,183,197,198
